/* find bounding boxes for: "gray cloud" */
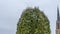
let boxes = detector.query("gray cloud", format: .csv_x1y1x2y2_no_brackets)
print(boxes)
0,28,16,34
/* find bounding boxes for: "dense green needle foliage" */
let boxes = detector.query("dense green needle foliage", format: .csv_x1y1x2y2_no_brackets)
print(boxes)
16,7,51,34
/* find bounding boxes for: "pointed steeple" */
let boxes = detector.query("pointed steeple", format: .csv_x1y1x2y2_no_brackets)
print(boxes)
57,6,59,21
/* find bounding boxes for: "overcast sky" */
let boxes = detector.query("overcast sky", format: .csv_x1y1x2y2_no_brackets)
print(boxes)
0,0,60,34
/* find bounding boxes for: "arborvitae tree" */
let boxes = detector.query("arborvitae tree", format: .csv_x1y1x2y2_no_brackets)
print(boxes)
16,7,51,34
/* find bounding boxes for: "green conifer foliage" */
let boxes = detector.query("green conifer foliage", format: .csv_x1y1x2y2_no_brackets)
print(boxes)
16,7,51,34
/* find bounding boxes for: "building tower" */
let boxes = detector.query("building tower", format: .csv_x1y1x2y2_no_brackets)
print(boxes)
56,6,60,34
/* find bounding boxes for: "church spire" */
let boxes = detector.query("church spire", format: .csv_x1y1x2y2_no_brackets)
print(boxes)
57,6,59,21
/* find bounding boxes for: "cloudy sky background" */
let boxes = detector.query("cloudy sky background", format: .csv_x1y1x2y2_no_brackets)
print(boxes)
0,0,60,34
